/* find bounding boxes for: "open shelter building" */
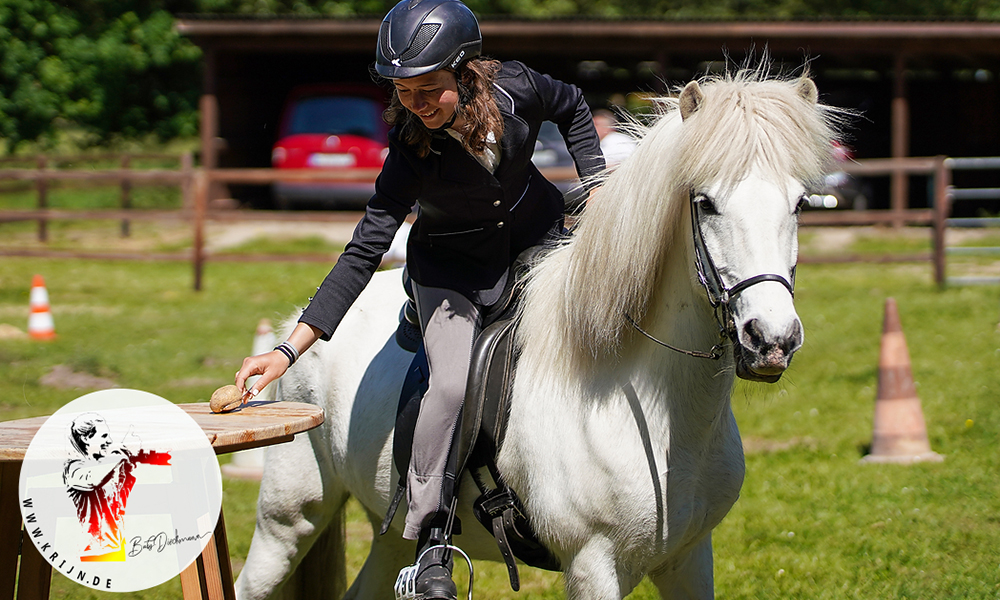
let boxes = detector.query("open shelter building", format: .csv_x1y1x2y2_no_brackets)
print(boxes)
176,17,1000,213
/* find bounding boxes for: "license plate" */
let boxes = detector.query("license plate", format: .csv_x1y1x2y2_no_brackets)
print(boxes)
308,153,356,167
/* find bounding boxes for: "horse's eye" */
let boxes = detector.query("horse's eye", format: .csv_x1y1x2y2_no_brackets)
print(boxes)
794,195,808,215
695,195,718,216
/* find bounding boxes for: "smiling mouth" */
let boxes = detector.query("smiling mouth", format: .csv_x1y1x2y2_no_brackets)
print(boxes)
419,109,438,119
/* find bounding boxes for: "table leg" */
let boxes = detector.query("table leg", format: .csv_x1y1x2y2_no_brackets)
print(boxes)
180,555,207,600
14,528,50,600
179,509,235,600
210,510,236,600
0,463,23,600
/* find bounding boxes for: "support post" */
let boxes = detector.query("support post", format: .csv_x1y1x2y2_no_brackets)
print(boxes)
932,156,951,288
120,155,132,237
35,156,47,242
891,55,910,229
181,152,195,212
200,47,221,206
655,51,670,96
193,169,208,292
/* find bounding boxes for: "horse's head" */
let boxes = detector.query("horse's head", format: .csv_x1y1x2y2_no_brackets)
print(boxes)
690,173,804,382
518,68,840,382
678,75,833,383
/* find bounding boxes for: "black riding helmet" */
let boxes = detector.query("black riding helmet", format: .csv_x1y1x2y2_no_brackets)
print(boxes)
375,0,482,80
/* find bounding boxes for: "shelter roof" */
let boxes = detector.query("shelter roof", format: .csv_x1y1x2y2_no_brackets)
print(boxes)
175,16,1000,58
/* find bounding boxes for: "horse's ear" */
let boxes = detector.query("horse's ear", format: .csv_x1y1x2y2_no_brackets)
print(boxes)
796,78,818,105
679,81,704,121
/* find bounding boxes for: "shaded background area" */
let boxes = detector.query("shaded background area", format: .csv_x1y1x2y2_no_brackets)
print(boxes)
180,17,1000,213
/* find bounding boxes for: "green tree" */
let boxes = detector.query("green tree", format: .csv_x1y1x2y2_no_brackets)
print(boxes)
3,0,1000,151
0,0,201,151
186,0,1000,18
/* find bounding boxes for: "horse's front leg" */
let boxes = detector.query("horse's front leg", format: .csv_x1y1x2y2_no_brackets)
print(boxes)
562,536,644,600
235,427,346,600
647,535,714,600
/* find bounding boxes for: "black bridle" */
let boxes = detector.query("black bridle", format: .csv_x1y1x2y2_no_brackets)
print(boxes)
626,190,796,360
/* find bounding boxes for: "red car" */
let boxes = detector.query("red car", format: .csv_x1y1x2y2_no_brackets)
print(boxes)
271,84,390,208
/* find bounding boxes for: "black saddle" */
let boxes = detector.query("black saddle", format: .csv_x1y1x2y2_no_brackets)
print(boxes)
381,247,560,591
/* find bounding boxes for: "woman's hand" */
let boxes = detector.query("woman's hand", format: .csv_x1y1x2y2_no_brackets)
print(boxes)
233,322,323,402
235,351,290,401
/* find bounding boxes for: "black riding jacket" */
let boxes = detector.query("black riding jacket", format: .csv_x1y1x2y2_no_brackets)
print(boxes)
300,61,605,340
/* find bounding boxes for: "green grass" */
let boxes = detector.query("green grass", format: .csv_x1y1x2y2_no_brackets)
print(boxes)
216,235,344,256
1,257,999,599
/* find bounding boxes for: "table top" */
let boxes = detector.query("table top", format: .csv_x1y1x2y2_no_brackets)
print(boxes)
0,401,325,462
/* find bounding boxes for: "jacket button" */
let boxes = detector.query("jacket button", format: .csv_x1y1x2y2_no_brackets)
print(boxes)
493,200,501,207
497,221,504,228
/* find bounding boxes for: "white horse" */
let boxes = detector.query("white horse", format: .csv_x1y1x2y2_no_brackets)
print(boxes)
235,69,840,600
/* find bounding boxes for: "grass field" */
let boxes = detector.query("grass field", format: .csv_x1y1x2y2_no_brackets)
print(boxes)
1,244,999,598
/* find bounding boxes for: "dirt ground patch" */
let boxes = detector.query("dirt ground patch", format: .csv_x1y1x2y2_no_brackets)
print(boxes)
205,220,358,251
39,364,117,390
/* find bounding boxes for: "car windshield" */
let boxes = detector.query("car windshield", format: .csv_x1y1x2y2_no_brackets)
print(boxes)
286,96,383,139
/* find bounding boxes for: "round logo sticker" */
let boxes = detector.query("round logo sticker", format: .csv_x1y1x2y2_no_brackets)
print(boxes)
18,389,223,592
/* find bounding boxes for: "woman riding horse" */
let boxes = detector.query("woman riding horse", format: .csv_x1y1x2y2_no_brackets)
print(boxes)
234,1,605,597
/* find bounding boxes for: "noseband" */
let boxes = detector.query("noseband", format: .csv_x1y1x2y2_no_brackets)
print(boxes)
627,190,795,360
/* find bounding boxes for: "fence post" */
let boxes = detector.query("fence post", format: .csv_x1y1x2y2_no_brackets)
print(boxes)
180,152,194,212
193,168,208,291
120,155,132,237
36,156,48,242
932,156,951,288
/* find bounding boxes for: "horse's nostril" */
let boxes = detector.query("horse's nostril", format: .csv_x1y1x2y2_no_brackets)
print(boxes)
743,318,765,349
783,320,803,353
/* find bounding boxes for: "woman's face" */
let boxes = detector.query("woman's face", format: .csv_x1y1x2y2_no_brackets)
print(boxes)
393,70,461,130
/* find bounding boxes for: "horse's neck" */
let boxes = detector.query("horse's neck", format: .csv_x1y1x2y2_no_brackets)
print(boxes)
513,235,733,445
624,239,735,430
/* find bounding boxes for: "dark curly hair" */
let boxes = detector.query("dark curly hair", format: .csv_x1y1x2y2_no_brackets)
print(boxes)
382,57,505,158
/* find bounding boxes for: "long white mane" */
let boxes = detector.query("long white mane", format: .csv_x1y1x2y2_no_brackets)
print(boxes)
519,68,842,374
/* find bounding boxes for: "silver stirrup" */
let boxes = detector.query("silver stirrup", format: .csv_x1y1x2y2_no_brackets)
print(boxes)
394,544,475,600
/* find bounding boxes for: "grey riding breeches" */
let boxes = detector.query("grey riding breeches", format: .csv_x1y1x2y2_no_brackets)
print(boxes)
402,283,481,540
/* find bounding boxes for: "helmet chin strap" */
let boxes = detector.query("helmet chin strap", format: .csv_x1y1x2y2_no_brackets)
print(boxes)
427,110,459,132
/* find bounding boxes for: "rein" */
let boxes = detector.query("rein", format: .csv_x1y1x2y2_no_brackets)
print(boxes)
626,190,795,360
624,313,724,359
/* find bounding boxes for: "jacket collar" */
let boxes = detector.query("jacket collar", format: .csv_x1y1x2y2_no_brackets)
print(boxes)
434,82,530,184
493,83,529,182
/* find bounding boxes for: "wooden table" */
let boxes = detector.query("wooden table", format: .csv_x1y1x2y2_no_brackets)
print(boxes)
0,401,324,600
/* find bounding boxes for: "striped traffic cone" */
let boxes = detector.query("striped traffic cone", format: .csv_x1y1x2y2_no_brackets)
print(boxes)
861,298,942,464
28,274,56,340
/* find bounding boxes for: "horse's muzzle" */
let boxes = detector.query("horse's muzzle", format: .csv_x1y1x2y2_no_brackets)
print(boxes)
733,317,802,383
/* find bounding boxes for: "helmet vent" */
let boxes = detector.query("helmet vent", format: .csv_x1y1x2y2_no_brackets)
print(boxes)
400,23,441,61
379,21,392,58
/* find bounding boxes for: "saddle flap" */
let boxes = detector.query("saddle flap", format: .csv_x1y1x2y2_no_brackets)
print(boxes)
457,316,520,474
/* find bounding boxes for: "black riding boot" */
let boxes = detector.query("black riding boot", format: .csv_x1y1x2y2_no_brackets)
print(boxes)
414,526,457,600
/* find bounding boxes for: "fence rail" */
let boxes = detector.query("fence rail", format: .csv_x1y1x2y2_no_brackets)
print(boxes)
941,156,1000,285
0,154,973,290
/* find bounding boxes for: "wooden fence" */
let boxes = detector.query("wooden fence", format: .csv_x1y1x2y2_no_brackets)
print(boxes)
0,154,955,290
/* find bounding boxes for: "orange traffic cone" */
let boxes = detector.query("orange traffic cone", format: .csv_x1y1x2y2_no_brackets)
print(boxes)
861,298,942,464
28,274,56,340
